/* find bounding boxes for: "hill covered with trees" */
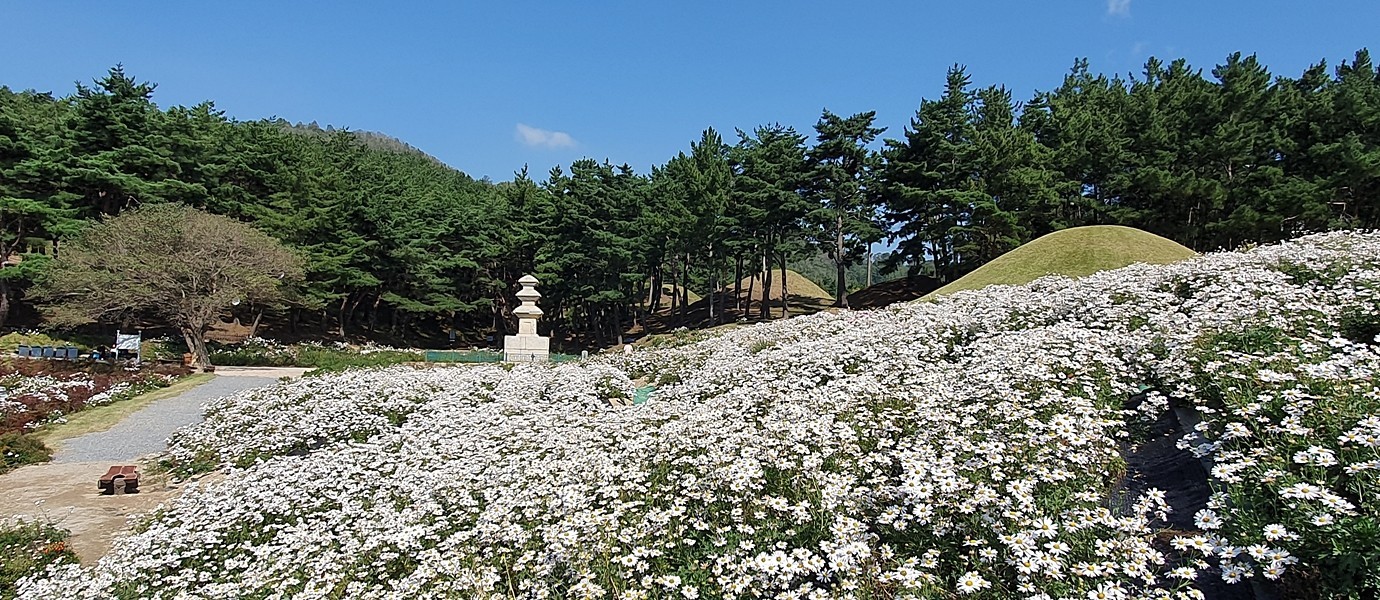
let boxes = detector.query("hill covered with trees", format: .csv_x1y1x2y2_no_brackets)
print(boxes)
0,49,1377,348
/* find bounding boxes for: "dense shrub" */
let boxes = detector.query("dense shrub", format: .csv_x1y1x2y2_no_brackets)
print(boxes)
1,519,77,599
0,433,50,473
207,338,422,369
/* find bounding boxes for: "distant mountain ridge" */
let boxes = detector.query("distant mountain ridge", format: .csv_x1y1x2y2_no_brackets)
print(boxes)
271,119,446,166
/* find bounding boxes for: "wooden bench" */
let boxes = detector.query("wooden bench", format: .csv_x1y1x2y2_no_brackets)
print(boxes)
98,465,140,494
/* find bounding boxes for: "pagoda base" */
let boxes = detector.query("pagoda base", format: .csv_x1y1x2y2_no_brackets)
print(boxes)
503,334,549,363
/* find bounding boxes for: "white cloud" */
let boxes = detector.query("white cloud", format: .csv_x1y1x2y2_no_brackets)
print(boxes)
515,123,577,149
1107,0,1131,16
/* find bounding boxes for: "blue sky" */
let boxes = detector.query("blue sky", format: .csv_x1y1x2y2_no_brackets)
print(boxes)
2,1,1376,182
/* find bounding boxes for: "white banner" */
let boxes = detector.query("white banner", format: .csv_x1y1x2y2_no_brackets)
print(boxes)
115,333,141,351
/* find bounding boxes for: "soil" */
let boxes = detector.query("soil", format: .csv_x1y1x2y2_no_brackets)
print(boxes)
847,276,942,309
1,369,297,565
1116,401,1258,600
212,366,313,379
0,460,193,564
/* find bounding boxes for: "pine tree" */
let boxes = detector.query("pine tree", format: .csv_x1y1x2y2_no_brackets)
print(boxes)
881,67,986,280
732,124,810,319
807,110,885,307
0,88,80,327
65,66,195,216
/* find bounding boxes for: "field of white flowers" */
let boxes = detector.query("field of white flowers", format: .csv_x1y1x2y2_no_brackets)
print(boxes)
19,232,1380,599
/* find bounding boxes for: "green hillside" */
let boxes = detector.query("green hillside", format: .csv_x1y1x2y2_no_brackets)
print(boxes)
927,226,1195,297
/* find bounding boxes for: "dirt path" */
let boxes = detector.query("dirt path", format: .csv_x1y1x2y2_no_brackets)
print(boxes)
2,371,296,564
212,366,313,379
0,462,190,563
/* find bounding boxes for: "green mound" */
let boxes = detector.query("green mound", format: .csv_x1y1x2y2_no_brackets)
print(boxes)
927,226,1195,297
736,269,832,303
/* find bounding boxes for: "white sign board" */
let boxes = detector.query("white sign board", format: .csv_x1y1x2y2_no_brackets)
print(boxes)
115,330,142,364
114,333,141,351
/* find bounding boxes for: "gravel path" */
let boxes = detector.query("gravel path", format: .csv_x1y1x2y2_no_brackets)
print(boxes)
52,375,278,463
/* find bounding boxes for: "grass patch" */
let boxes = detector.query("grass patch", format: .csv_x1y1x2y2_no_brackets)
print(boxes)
0,332,81,354
927,225,1196,297
29,373,216,449
0,433,51,474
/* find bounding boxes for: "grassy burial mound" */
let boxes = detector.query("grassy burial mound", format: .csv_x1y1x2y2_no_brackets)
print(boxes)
848,275,942,309
19,232,1380,599
648,282,702,307
929,225,1196,297
707,268,833,320
645,270,831,334
735,269,832,305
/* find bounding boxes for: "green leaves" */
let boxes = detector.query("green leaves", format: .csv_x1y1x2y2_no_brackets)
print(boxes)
808,110,885,306
32,204,303,364
5,52,1380,346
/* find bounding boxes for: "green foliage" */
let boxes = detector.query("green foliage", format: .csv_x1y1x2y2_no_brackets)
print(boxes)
0,518,77,598
208,342,421,370
807,110,886,307
0,331,78,354
32,204,303,366
1181,329,1380,597
0,432,51,473
2,47,1380,348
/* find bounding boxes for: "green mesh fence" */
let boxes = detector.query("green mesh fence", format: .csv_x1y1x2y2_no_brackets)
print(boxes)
424,350,582,364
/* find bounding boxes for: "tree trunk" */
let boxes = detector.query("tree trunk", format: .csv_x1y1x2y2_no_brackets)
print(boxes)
585,302,600,348
369,293,383,331
707,246,716,326
760,247,773,321
248,307,264,338
834,214,849,308
780,252,790,318
345,296,363,334
680,253,690,325
866,243,873,288
633,277,646,328
733,254,744,313
337,295,349,338
745,257,757,320
650,265,663,313
0,278,11,330
180,325,212,367
668,265,679,324
716,261,728,325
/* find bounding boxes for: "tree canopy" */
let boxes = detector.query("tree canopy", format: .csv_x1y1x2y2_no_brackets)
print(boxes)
34,204,302,365
0,49,1377,347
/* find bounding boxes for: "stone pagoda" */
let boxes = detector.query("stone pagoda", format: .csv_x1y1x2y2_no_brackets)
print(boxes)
503,274,549,362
